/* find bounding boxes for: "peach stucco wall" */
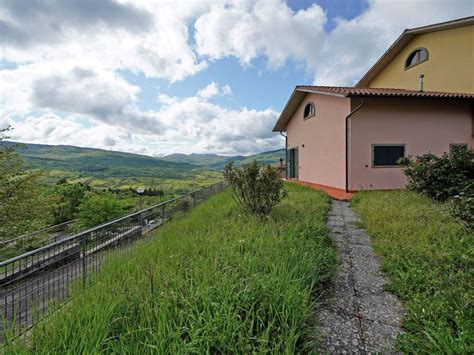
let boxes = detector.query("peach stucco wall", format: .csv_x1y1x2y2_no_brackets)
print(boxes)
286,93,351,190
349,97,473,190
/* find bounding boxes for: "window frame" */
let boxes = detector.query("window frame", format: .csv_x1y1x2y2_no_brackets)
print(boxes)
287,146,299,179
371,144,406,168
404,47,429,70
449,143,468,154
303,102,315,120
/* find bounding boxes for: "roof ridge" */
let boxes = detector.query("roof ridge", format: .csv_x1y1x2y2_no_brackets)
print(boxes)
296,85,474,95
404,15,474,33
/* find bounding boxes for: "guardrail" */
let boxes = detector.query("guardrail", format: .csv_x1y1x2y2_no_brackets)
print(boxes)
0,180,226,340
1,220,77,261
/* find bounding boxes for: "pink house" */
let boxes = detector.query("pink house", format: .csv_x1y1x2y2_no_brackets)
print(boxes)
273,18,474,195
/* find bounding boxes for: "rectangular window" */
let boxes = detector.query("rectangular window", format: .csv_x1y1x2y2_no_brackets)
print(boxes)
449,143,467,154
373,145,405,167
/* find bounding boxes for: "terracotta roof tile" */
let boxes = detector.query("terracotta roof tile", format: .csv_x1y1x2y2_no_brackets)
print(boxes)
296,86,474,99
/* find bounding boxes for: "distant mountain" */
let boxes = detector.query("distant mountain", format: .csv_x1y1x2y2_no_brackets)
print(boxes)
1,141,286,190
162,149,286,170
161,153,246,169
0,141,222,191
1,141,197,176
241,149,286,166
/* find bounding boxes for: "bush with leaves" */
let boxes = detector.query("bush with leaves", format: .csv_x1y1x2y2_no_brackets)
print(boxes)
223,161,286,216
50,182,87,224
398,147,473,227
75,192,126,230
398,148,473,201
445,191,474,229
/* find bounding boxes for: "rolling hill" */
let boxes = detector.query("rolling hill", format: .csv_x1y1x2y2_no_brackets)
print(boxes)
1,141,286,190
162,148,286,170
0,141,222,191
161,153,246,169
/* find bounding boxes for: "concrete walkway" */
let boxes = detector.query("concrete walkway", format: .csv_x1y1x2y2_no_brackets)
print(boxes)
317,200,404,353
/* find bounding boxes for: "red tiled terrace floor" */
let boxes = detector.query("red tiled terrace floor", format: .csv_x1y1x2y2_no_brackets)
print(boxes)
287,180,354,201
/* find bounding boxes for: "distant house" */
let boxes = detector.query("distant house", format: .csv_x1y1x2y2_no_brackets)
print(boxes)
273,16,473,193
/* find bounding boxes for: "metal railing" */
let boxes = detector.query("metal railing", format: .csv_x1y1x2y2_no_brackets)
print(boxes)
0,181,226,340
1,220,77,262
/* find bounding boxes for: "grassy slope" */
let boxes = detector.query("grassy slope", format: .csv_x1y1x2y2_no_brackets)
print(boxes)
6,184,336,353
352,191,473,353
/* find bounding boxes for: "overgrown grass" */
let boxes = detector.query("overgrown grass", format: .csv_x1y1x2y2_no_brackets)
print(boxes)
4,183,336,353
352,191,473,354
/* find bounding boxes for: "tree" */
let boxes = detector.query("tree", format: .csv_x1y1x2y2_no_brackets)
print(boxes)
223,161,286,216
0,127,52,241
75,192,126,230
50,183,87,224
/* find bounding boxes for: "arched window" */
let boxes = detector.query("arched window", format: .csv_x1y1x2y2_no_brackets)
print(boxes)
303,102,315,120
405,48,429,69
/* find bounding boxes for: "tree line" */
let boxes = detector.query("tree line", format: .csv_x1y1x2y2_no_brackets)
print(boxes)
0,127,167,245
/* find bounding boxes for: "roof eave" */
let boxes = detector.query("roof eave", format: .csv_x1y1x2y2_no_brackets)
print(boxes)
272,87,300,132
272,88,348,132
355,16,474,88
355,31,413,87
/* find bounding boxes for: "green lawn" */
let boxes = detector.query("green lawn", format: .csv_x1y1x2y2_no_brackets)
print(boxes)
5,183,336,353
352,191,473,354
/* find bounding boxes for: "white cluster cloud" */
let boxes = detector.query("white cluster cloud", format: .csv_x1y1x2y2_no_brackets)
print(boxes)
1,0,472,156
2,82,281,156
195,1,327,69
194,0,473,85
156,83,280,155
0,0,208,81
1,113,132,150
0,62,164,134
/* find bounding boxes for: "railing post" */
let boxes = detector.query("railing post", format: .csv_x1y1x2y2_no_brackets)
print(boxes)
81,233,88,288
162,204,166,225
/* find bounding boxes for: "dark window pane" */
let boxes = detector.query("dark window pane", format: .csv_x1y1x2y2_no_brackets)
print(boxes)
304,103,314,119
450,144,467,154
373,145,404,166
406,48,428,68
407,51,418,67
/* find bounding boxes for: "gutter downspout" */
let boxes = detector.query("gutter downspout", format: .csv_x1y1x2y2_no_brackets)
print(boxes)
345,98,365,193
280,131,288,179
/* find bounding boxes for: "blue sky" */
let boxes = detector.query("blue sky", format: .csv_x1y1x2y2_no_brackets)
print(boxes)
128,0,371,112
0,0,472,156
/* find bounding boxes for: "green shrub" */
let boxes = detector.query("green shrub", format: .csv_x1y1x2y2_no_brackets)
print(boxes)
399,148,473,226
75,192,126,230
398,148,473,202
50,182,87,224
223,161,286,216
445,191,474,229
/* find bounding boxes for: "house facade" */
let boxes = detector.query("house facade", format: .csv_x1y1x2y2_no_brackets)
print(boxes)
273,17,474,193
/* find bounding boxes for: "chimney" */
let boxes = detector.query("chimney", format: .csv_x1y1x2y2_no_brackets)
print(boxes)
419,74,424,92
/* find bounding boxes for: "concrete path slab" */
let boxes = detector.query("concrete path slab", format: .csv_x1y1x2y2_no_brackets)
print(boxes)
317,200,404,353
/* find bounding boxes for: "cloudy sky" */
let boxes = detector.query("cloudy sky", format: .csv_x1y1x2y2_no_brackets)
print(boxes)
1,0,472,156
